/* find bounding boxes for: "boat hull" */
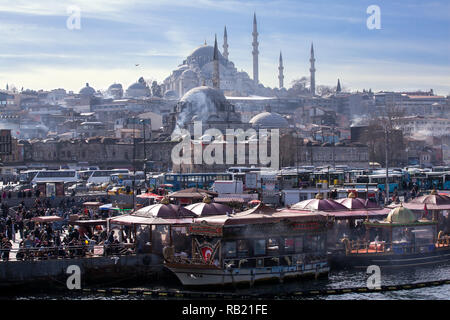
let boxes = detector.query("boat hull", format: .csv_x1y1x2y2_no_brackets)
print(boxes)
166,262,329,286
329,247,450,269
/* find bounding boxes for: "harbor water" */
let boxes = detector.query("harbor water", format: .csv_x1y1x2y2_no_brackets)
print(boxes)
11,262,450,300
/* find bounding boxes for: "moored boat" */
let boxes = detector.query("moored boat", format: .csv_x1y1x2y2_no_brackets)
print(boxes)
164,203,330,286
329,204,450,269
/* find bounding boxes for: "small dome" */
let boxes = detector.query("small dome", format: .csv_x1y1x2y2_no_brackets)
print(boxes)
181,69,198,78
108,83,122,90
164,90,178,99
79,83,96,96
386,205,416,224
128,82,147,90
249,112,289,129
180,86,227,105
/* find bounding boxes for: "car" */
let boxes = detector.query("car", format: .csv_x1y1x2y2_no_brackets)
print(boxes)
107,186,133,195
68,183,89,193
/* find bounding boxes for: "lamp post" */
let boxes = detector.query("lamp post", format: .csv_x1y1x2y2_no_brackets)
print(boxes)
385,126,389,205
140,119,147,188
132,117,136,210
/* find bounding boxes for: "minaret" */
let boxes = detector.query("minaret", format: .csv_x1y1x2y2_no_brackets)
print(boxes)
213,34,220,90
223,26,229,60
278,51,284,89
310,43,316,96
252,13,259,85
336,79,342,93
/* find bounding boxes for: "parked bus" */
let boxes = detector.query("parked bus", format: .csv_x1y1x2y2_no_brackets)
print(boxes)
85,169,130,184
31,170,80,184
356,173,404,192
163,173,233,191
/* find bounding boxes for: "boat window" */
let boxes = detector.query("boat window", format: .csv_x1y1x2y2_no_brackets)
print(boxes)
411,226,434,245
223,241,237,258
254,239,266,256
304,235,324,252
284,238,295,253
237,240,249,258
267,238,279,256
294,237,303,253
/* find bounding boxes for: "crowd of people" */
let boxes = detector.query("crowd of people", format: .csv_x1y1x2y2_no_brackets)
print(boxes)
0,194,136,262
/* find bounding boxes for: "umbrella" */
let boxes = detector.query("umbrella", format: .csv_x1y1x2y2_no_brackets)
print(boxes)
137,192,164,200
133,203,196,219
185,202,233,217
404,191,450,210
291,194,349,212
249,200,261,205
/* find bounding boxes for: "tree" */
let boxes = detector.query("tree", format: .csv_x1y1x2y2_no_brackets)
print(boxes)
151,81,162,98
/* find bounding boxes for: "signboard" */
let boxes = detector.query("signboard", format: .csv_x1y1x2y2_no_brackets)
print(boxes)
0,130,12,155
188,223,223,237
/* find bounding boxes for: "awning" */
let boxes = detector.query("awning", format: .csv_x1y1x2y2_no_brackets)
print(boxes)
31,216,64,223
69,220,107,226
109,215,194,226
214,197,245,203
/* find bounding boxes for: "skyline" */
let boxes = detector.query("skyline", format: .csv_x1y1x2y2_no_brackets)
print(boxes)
0,0,449,95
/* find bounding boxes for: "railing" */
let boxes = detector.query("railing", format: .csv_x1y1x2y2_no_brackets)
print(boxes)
0,243,136,262
342,238,448,255
168,252,328,269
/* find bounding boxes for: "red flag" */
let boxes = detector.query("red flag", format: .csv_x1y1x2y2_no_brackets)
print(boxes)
424,204,429,218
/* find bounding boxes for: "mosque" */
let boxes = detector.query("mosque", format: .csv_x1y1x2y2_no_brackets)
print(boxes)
161,14,316,99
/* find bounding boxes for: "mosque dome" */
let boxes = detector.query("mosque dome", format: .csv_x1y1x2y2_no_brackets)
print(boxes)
79,83,96,96
126,81,151,98
249,112,289,129
186,44,226,69
181,69,198,79
386,205,416,224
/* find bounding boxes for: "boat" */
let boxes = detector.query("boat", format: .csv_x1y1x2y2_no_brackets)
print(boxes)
164,203,330,286
329,204,450,269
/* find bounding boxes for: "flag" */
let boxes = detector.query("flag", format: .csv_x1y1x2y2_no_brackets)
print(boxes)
424,204,429,218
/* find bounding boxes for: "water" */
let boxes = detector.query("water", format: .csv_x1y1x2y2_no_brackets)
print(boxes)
11,263,450,300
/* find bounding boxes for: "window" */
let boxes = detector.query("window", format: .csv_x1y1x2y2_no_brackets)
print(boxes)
223,241,236,258
284,238,295,253
254,239,266,256
237,240,249,258
267,238,279,256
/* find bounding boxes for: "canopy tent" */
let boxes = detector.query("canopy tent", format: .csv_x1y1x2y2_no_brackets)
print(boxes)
335,197,380,210
31,216,64,223
279,208,389,219
291,196,349,212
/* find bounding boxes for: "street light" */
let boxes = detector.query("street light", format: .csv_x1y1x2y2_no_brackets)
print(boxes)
140,119,148,188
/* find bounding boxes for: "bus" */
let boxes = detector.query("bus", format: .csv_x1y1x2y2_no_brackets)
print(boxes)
163,173,233,191
85,169,130,184
356,173,404,192
19,170,42,184
31,170,80,184
424,172,450,190
310,170,345,187
110,171,145,187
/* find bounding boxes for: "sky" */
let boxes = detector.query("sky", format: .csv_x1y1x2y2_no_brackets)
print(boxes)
0,0,449,95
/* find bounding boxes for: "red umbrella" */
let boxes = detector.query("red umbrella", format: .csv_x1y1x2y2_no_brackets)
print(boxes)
249,200,261,205
137,192,164,200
